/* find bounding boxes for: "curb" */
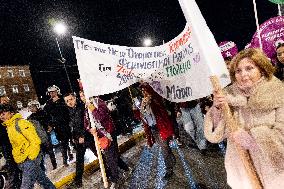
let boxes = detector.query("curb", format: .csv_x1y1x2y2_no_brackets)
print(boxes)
54,131,145,188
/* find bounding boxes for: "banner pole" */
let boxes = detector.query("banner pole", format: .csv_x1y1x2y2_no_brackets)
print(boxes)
278,4,282,16
252,0,263,50
128,87,135,104
210,76,263,189
87,108,109,188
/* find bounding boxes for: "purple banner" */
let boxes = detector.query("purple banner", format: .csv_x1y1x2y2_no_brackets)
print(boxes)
218,41,238,59
250,16,284,63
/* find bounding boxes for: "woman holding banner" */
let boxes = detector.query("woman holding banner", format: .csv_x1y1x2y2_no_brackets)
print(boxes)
137,82,176,179
87,95,130,189
204,48,284,189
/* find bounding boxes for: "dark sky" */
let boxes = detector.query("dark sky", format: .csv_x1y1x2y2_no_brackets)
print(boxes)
0,0,278,100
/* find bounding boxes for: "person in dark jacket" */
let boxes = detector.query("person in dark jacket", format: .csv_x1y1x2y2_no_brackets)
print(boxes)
43,85,73,166
275,43,284,81
27,100,57,170
64,93,98,188
87,94,130,189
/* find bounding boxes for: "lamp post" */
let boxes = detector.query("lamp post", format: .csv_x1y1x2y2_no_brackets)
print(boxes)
143,38,152,47
53,22,73,92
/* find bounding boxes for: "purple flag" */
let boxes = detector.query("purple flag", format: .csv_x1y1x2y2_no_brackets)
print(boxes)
250,16,284,63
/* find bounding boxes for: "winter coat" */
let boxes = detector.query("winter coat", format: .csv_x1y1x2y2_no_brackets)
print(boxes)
44,97,71,140
67,100,86,141
147,98,174,141
3,113,41,164
204,77,284,189
138,98,174,144
91,98,115,138
27,109,50,132
275,62,284,81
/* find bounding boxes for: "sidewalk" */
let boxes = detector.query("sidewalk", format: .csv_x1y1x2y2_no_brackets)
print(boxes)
36,125,144,189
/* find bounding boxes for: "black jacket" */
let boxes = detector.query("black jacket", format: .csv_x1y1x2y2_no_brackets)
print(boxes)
27,109,50,132
67,100,86,141
43,97,71,140
275,62,284,81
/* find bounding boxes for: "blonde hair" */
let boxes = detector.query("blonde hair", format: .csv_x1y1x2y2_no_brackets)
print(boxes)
230,48,275,82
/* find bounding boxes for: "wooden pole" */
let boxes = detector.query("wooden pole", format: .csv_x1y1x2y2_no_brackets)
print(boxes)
87,109,109,188
210,76,263,189
128,87,134,102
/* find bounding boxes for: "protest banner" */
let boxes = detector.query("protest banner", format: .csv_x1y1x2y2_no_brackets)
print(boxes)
73,22,230,102
250,16,284,63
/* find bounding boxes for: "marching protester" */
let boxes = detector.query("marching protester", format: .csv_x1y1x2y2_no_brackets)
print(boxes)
80,90,130,173
64,92,98,188
0,104,55,189
27,100,57,171
43,85,73,167
204,48,284,189
275,43,284,81
111,89,134,135
0,96,22,188
178,100,207,152
134,82,176,179
175,109,193,148
86,93,129,189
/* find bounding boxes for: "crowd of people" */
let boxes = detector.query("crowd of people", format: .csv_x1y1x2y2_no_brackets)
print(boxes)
0,43,283,189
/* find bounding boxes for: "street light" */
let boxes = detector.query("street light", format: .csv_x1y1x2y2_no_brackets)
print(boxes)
53,22,73,92
54,23,67,35
143,38,152,47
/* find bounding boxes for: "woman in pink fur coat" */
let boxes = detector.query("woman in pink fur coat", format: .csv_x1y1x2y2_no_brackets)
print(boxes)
204,48,284,189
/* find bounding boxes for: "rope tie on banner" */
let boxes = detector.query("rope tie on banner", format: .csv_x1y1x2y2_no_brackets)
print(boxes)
252,0,263,50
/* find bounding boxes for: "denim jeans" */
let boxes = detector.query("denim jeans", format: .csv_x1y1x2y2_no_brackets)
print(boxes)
18,155,55,189
180,103,207,150
151,128,176,173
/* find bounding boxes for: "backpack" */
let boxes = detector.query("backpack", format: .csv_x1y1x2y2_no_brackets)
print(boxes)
50,130,59,146
15,118,49,145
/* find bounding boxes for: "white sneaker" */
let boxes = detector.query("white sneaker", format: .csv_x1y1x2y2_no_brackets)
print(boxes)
122,167,133,178
109,182,117,189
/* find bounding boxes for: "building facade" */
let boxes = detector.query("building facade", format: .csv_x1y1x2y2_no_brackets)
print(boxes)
0,65,38,108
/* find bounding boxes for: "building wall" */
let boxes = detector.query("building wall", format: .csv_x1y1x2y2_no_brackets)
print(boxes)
0,65,38,108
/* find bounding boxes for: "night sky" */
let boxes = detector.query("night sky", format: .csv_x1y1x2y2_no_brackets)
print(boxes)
0,0,279,101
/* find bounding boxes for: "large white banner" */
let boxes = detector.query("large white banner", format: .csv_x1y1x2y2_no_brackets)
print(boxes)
73,0,230,102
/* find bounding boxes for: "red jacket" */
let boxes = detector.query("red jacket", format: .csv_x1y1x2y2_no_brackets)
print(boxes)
138,83,174,145
149,97,174,141
91,98,114,138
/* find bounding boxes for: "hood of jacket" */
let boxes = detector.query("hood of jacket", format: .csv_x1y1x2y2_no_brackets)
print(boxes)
226,76,284,111
3,113,22,127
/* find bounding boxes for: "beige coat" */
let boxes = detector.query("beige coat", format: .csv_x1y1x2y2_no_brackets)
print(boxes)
204,77,284,189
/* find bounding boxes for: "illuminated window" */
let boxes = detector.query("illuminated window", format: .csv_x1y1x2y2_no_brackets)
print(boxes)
12,85,19,93
23,84,30,92
19,70,26,77
0,86,6,96
7,70,14,78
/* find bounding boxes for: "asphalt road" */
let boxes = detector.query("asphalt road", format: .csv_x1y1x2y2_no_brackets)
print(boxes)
62,139,231,189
